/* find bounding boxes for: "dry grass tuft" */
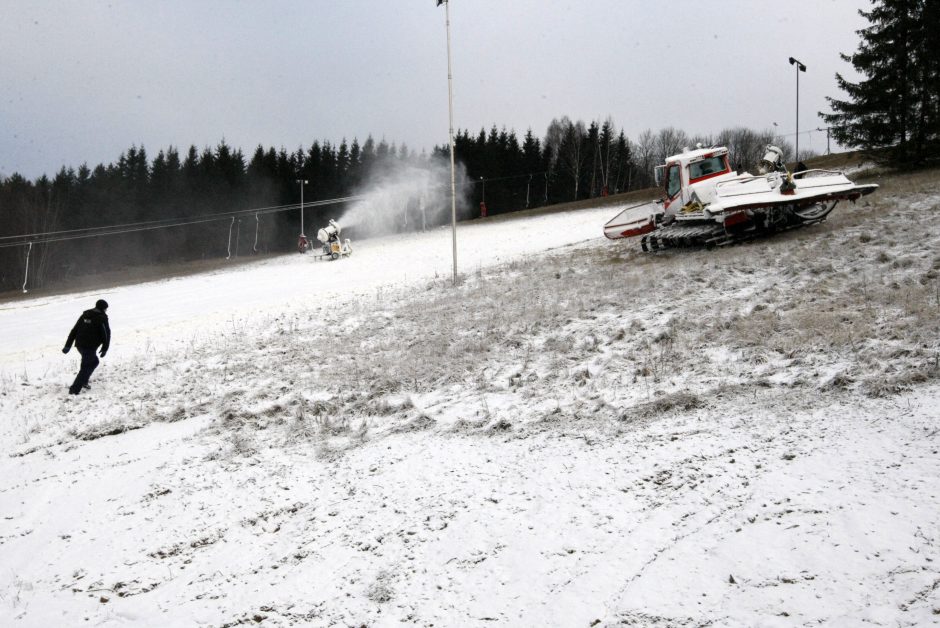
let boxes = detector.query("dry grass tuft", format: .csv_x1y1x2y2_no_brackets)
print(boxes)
625,391,704,421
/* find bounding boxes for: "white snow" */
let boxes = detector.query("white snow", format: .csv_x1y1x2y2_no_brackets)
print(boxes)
1,182,939,627
0,204,615,379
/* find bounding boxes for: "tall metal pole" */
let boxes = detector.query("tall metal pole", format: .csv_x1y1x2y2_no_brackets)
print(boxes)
444,0,458,285
226,216,235,260
22,241,32,294
296,178,308,236
789,57,806,161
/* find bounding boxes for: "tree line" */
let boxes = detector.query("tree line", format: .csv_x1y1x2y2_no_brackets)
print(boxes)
0,122,796,292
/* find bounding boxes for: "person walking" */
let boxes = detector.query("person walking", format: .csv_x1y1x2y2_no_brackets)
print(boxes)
62,299,111,395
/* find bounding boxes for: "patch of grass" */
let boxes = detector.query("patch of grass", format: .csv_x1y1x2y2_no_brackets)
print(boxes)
862,363,939,398
625,391,704,420
70,419,144,441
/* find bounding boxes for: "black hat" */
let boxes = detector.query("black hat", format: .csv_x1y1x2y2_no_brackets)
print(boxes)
95,299,109,311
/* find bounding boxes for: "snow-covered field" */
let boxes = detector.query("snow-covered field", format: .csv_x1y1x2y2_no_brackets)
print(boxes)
2,171,939,627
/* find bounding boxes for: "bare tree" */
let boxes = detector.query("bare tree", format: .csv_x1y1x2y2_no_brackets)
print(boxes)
543,116,570,171
557,119,587,200
634,129,657,189
716,127,793,172
654,127,689,165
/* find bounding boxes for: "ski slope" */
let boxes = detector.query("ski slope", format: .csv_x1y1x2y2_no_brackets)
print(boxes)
0,205,615,380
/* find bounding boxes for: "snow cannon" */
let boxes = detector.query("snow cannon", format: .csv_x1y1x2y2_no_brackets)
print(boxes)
758,145,785,174
316,219,341,245
314,219,353,260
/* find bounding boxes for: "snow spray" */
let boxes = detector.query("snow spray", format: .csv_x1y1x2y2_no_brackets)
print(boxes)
338,155,471,239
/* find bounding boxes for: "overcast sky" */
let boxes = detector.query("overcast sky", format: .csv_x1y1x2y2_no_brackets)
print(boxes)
1,0,869,180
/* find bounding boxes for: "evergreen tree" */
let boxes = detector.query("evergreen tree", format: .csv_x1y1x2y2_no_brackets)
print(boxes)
216,140,245,191
597,118,616,195
150,149,171,208
521,129,542,175
360,136,376,179
613,131,632,193
348,138,362,188
321,141,338,198
337,138,351,191
305,141,322,195
375,138,390,166
247,145,276,209
821,0,939,163
474,128,487,177
586,121,600,197
182,146,200,195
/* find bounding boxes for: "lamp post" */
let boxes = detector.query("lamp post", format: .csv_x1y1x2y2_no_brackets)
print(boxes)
296,178,309,236
480,176,485,204
526,174,532,208
440,0,458,284
788,56,807,161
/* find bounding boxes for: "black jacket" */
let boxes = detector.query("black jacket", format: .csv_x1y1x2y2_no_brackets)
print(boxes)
65,308,111,353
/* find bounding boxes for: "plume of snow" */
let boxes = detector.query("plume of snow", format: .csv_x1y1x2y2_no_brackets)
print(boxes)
337,155,471,239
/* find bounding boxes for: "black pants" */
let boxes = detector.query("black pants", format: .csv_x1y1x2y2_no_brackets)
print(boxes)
69,346,99,394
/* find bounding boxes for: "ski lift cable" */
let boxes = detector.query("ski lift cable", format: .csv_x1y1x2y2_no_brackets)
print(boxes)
0,204,291,242
0,195,366,242
0,200,297,241
0,213,248,248
0,214,265,248
0,194,366,248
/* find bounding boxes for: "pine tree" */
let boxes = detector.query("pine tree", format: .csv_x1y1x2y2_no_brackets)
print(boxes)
586,121,600,197
360,136,376,179
336,138,350,191
598,118,615,195
521,129,541,175
613,131,632,193
821,0,939,163
305,141,322,196
348,138,362,188
321,141,339,198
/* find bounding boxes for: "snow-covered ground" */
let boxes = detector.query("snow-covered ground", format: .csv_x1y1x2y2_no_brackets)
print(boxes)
1,174,939,627
0,204,617,379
